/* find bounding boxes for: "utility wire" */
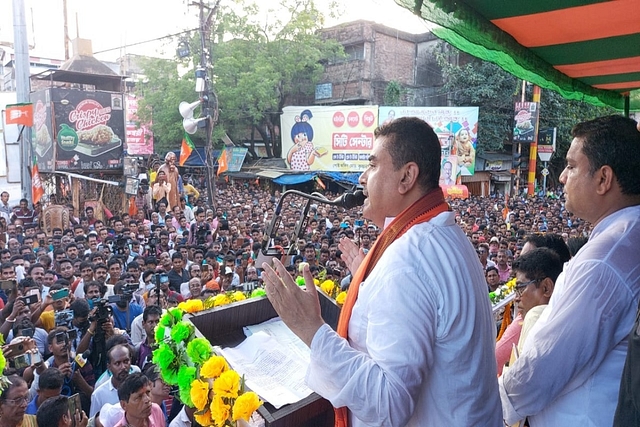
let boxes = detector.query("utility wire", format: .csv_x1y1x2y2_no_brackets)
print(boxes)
93,28,199,54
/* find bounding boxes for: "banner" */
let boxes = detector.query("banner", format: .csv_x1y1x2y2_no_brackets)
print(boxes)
513,102,539,143
537,127,556,162
379,106,479,176
281,106,378,172
5,103,33,126
125,94,154,155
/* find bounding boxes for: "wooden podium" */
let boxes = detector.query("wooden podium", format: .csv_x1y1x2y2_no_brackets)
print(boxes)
187,291,341,427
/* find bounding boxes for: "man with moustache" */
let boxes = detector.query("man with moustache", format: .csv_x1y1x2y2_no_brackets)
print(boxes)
500,116,640,426
262,117,500,426
90,344,134,417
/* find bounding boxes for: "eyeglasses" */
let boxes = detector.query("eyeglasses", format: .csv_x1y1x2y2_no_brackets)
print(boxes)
514,279,539,297
3,396,29,406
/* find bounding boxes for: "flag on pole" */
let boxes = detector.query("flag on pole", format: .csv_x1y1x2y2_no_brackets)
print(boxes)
179,133,195,166
315,176,326,190
5,103,33,126
217,149,228,176
31,157,44,204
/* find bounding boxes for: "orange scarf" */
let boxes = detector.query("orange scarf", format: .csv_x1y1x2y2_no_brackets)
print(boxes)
334,188,450,427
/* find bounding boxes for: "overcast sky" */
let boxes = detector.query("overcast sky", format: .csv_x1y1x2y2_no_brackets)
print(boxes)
1,0,431,62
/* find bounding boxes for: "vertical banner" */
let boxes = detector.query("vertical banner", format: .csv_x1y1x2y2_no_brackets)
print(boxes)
513,102,539,143
537,128,556,162
281,106,378,172
125,94,154,155
378,106,479,177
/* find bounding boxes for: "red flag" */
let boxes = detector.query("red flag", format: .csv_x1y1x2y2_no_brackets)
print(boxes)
179,133,195,166
31,157,44,204
217,149,229,176
5,103,33,126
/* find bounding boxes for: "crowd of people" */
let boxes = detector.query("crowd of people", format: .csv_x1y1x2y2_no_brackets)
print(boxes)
0,114,637,427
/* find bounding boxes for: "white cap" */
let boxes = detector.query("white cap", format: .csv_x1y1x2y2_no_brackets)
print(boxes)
99,403,124,427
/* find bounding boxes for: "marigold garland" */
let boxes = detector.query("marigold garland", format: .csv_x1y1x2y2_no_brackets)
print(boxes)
153,295,264,426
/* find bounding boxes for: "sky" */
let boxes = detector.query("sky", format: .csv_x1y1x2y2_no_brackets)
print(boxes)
1,0,432,62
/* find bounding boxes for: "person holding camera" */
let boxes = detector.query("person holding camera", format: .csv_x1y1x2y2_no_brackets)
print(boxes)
188,208,211,247
36,394,88,427
31,282,71,332
110,281,143,334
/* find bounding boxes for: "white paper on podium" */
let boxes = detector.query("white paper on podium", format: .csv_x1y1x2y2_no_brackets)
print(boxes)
217,326,314,409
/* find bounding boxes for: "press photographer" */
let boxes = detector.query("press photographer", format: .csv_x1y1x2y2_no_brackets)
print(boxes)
110,281,143,333
188,207,211,246
31,327,95,415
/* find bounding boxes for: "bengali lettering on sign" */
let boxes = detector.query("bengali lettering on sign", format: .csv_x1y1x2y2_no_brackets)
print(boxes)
281,106,377,171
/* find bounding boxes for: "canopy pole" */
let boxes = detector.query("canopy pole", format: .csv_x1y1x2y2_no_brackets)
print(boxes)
624,95,630,117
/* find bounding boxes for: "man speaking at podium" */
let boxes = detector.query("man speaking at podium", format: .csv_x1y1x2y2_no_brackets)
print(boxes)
263,117,501,426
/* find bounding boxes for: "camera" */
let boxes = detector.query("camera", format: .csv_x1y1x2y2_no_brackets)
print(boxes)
55,309,74,328
113,235,130,256
55,330,78,344
89,298,113,325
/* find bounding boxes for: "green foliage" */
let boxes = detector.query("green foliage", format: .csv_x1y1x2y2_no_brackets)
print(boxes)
135,57,197,155
384,80,404,106
437,45,615,182
136,0,342,158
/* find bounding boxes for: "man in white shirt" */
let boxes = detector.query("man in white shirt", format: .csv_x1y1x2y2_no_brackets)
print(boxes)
89,344,133,418
500,115,640,426
262,117,501,426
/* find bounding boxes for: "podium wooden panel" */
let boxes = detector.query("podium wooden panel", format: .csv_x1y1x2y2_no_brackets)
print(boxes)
187,291,341,427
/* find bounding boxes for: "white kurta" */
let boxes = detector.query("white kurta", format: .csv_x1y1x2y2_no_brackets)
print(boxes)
500,205,640,426
307,211,502,427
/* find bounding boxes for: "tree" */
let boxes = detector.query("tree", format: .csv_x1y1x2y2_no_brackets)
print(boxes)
212,0,342,158
384,80,405,106
135,57,197,155
136,0,342,159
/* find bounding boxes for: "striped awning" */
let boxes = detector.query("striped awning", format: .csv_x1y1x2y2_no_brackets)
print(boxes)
398,0,640,110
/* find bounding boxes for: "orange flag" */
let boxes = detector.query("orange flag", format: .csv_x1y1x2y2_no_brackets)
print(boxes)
179,133,195,166
31,157,44,204
5,103,33,126
217,149,228,176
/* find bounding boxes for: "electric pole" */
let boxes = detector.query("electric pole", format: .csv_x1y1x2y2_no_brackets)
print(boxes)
12,0,32,203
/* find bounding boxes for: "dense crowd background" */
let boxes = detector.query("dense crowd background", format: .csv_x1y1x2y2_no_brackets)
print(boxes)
0,163,589,426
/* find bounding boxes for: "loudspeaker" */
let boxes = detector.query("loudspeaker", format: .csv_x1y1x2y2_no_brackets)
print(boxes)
179,100,201,119
183,117,208,134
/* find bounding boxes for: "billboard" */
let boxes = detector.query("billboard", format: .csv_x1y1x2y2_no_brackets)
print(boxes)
31,88,124,172
513,102,539,143
378,106,479,176
281,106,378,172
125,94,154,155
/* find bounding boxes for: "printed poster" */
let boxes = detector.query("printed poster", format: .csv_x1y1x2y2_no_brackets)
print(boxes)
281,106,378,172
125,94,154,155
378,106,479,176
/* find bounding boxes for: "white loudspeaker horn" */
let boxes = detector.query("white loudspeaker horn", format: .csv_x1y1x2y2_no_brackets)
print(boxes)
179,100,201,119
183,117,207,134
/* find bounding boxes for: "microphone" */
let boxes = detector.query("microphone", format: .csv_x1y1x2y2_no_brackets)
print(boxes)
329,190,366,209
73,349,91,369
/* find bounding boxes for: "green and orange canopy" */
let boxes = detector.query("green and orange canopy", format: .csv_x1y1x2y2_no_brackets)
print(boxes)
398,0,640,110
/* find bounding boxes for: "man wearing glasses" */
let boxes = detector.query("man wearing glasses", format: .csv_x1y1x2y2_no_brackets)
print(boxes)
511,248,563,356
500,116,640,426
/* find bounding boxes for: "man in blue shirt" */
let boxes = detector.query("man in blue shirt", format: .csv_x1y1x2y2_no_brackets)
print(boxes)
25,367,64,415
110,281,143,334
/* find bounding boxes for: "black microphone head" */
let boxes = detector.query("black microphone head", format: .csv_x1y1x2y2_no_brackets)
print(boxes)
82,349,91,358
342,191,366,209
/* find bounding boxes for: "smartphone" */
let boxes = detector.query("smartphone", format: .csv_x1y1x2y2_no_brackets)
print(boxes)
68,393,82,427
19,328,34,338
13,351,41,369
55,331,67,344
19,294,38,306
51,288,70,301
0,280,16,291
28,289,41,301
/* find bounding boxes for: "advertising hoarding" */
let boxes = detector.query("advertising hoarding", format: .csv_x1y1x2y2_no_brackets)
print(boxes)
378,106,479,177
125,94,154,155
31,88,124,172
281,106,378,172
